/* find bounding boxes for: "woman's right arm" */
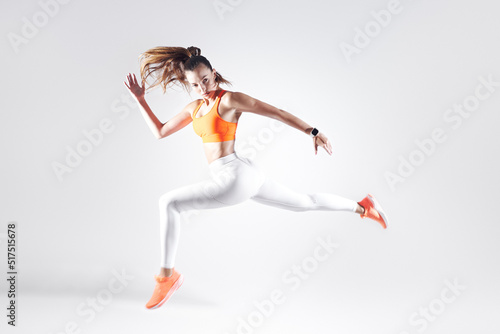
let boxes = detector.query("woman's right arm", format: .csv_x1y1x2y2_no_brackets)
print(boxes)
137,96,196,139
134,96,165,139
156,102,196,139
124,73,193,140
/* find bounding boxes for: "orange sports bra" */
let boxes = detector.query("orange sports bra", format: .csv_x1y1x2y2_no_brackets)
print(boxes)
192,89,238,143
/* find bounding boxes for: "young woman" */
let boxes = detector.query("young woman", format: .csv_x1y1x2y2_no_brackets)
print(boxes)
124,46,389,310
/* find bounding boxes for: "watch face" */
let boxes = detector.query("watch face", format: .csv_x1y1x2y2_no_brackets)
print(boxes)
312,128,318,136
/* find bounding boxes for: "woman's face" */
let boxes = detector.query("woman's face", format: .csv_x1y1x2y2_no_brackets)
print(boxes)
185,64,218,98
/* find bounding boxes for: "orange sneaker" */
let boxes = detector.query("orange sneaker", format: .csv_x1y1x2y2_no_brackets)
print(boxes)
145,269,184,310
357,193,389,229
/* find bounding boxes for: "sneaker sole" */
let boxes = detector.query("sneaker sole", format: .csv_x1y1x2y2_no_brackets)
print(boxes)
149,274,184,310
367,194,389,229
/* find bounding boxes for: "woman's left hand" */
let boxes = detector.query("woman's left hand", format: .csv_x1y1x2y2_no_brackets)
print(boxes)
314,132,332,155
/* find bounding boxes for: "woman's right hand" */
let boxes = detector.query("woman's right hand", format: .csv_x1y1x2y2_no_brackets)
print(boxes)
124,73,145,100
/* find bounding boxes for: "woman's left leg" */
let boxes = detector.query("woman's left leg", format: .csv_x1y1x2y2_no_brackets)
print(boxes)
245,158,387,228
249,175,361,213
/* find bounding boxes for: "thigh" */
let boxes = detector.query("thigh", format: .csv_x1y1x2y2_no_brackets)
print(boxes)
161,155,267,211
208,156,266,205
250,176,312,211
160,159,263,212
159,178,230,213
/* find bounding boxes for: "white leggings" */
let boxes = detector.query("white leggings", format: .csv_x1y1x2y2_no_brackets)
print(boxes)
159,152,358,268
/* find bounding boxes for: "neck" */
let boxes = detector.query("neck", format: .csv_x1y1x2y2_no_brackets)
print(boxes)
202,88,222,105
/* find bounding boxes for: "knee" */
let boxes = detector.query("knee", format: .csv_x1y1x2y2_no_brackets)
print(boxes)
307,194,317,205
159,192,179,212
287,194,316,212
299,194,318,211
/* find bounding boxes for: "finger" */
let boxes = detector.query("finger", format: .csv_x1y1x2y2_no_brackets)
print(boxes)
135,75,142,88
322,141,329,155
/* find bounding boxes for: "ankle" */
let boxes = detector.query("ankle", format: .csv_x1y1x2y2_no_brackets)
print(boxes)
357,203,365,215
159,267,173,278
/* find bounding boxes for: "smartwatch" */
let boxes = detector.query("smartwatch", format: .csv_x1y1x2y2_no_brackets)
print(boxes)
309,128,319,138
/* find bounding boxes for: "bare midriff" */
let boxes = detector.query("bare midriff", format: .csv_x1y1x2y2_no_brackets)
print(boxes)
202,140,237,164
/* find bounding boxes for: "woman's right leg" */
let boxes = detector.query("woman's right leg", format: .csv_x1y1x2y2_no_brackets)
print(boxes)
147,174,242,309
158,178,231,274
157,153,264,274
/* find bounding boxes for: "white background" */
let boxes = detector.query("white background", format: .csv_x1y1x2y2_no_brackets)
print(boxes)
1,0,499,333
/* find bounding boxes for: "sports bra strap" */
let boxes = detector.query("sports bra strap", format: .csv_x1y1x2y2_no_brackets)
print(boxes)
193,89,226,117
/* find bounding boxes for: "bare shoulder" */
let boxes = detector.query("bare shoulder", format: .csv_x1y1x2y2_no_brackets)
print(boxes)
223,90,282,118
222,90,244,101
221,91,254,108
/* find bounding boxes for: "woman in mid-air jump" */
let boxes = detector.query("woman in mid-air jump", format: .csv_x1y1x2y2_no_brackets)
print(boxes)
124,46,389,310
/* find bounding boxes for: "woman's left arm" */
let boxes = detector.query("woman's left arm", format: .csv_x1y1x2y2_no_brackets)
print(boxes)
229,92,332,155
